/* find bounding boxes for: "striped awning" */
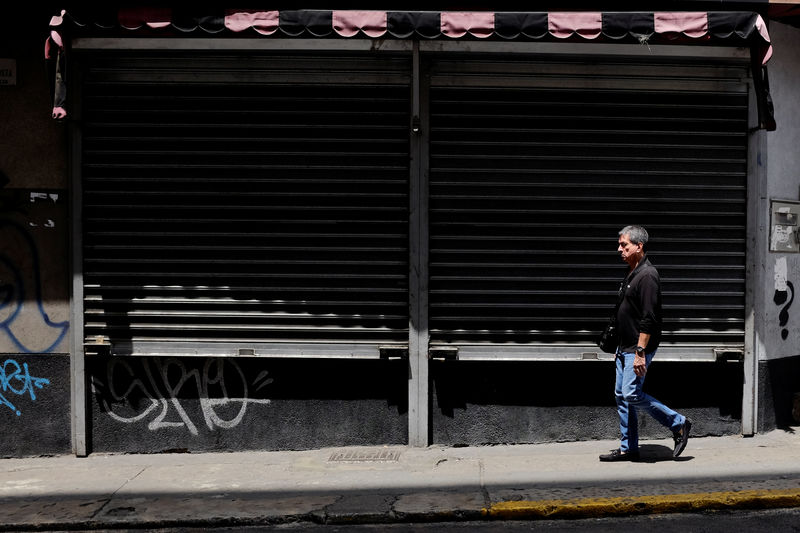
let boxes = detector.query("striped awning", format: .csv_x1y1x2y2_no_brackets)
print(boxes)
45,9,776,129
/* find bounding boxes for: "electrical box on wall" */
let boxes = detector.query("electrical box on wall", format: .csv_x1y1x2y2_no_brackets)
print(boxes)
770,199,800,253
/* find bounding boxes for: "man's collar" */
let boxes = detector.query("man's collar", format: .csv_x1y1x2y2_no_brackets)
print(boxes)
628,253,649,275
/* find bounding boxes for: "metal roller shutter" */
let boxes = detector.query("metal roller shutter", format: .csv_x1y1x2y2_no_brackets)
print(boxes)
426,55,750,361
79,51,411,358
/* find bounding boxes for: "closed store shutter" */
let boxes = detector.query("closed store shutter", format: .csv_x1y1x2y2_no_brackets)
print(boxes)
426,55,750,361
79,51,411,358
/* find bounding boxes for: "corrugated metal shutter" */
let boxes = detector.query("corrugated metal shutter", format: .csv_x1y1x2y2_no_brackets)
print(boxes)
79,52,411,358
426,55,750,361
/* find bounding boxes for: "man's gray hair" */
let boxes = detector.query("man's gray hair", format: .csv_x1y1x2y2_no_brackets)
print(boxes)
619,225,649,248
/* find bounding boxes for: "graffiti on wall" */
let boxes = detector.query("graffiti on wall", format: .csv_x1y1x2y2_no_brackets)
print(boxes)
1,358,51,416
774,256,795,341
774,281,795,341
0,191,69,353
93,357,273,436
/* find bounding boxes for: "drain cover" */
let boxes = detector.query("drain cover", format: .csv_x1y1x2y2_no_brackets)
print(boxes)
328,449,401,462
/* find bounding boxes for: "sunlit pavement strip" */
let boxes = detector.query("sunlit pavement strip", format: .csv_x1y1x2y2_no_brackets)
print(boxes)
484,488,800,520
1,433,799,528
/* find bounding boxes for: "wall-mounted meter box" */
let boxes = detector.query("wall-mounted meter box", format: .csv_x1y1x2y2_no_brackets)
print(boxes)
770,199,800,253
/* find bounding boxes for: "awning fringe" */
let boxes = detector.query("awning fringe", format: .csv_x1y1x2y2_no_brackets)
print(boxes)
44,9,776,129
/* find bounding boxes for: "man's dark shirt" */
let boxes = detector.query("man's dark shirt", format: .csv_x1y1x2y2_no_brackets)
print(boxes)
616,255,662,353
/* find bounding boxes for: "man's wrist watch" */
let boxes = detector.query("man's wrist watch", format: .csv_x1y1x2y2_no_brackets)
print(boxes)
635,346,646,355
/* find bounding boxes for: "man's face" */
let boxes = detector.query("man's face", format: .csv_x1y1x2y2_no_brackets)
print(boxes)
618,234,641,266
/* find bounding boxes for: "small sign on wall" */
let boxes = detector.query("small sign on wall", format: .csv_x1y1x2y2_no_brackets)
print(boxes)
770,199,800,253
0,59,16,86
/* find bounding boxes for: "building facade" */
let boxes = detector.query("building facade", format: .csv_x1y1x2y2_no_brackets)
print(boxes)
1,3,799,457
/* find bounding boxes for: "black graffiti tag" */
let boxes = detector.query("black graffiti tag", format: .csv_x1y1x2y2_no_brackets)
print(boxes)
774,280,795,341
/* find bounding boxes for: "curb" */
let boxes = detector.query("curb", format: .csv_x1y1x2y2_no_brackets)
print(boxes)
2,489,800,531
483,488,800,520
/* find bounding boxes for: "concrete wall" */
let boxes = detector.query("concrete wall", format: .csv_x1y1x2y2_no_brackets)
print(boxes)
88,357,408,453
757,21,800,431
764,21,800,361
1,12,72,456
432,361,743,446
0,15,70,355
0,353,71,457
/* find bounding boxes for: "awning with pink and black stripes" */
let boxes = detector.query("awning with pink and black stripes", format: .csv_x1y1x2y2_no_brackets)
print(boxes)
47,9,773,58
45,9,776,129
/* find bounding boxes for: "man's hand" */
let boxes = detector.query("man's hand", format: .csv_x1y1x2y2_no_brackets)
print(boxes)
634,354,647,377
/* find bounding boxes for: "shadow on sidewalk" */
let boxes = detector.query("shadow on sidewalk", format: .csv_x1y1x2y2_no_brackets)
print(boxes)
637,444,694,463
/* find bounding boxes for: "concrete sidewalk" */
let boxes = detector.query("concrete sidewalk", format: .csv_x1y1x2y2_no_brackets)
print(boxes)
1,431,799,530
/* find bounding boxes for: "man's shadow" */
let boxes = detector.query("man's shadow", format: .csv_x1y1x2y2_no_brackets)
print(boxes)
637,444,694,463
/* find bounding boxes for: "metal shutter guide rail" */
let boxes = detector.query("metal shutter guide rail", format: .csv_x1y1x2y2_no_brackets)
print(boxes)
84,340,408,360
74,38,414,53
418,41,750,62
429,344,743,363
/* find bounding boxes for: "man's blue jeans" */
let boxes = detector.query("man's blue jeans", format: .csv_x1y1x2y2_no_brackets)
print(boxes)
615,350,686,453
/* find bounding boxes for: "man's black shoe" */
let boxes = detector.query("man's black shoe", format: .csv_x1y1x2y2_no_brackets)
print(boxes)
599,448,639,462
673,418,692,458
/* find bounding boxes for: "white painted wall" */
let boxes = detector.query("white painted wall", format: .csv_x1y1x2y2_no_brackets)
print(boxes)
763,21,800,360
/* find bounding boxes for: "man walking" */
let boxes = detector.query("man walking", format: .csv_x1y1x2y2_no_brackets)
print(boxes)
600,225,691,462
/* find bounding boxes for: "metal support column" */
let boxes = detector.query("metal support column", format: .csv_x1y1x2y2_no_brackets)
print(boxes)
408,41,430,446
743,80,768,436
69,62,88,456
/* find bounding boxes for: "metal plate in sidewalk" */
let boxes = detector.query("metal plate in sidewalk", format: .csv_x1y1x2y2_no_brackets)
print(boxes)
328,449,401,462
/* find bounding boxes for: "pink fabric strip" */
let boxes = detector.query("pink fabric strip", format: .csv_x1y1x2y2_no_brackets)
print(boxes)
49,10,65,28
45,9,66,58
755,15,773,64
45,31,63,58
119,8,172,30
225,10,279,35
441,12,495,39
333,11,387,38
548,12,602,39
654,12,708,39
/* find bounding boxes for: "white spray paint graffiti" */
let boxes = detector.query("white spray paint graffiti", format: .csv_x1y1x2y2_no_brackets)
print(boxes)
93,358,272,436
775,257,788,292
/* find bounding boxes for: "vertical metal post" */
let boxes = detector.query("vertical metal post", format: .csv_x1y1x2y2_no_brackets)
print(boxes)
408,41,430,446
69,58,88,456
743,80,767,436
